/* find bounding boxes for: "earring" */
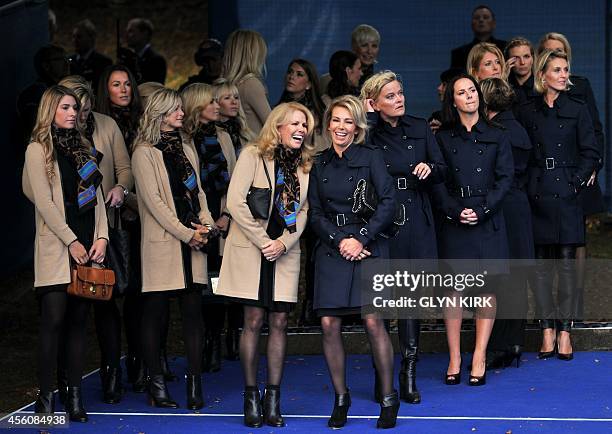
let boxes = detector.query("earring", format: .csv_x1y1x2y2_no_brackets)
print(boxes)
453,104,457,108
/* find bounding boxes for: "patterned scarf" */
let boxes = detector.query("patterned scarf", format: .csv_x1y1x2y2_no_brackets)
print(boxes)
154,130,200,214
194,123,230,196
110,105,137,149
83,112,96,142
216,118,243,156
52,125,103,212
274,145,301,233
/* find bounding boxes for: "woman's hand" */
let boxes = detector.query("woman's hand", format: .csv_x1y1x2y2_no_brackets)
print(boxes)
262,240,286,262
505,56,518,72
459,208,478,225
413,162,432,180
89,238,108,264
339,238,364,261
429,118,442,134
364,98,375,113
105,185,125,208
587,170,597,186
215,215,230,232
69,240,89,264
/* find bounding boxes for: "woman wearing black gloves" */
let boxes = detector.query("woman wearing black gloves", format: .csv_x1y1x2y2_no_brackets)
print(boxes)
308,95,399,429
361,71,446,404
432,74,513,386
516,50,599,361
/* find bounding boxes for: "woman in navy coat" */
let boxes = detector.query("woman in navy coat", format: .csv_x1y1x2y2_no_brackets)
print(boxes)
480,77,534,369
432,73,513,386
516,50,599,361
308,95,399,429
361,71,447,404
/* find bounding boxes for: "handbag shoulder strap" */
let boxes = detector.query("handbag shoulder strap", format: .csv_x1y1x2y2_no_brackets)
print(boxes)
261,156,272,189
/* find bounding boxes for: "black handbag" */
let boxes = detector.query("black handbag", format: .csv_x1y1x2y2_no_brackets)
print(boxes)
352,178,406,239
246,157,272,219
106,207,131,295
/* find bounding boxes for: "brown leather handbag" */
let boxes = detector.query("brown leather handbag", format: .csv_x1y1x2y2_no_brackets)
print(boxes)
67,264,115,301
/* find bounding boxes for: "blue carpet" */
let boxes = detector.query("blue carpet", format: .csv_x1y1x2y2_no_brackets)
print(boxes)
5,352,612,433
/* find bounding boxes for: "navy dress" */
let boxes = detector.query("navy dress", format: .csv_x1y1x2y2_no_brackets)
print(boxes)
308,144,396,315
366,112,447,262
432,119,513,276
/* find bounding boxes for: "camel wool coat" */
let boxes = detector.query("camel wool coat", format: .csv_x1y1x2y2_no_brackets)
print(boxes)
131,139,215,292
236,74,271,135
23,142,109,287
215,145,309,302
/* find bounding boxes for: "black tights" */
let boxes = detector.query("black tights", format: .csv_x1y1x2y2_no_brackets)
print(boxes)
94,299,121,368
240,306,288,387
38,292,90,393
321,314,394,395
123,292,143,358
141,290,203,375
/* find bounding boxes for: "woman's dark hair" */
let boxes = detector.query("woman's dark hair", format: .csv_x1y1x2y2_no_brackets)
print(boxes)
441,73,491,130
277,58,325,133
95,64,142,123
479,77,515,113
327,50,359,99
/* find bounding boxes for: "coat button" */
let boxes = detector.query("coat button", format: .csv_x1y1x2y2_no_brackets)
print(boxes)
383,145,388,150
452,148,457,153
535,194,540,199
386,163,391,168
402,135,407,140
557,143,562,147
474,139,478,143
407,198,412,203
326,252,332,257
556,177,560,181
326,198,332,203
476,167,482,172
347,196,352,201
407,145,413,150
537,143,541,147
559,124,564,128
348,176,353,181
455,167,460,172
478,149,483,155
323,178,328,183
554,194,560,198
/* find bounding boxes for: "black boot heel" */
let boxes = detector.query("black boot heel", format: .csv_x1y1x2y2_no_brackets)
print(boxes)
35,391,55,414
399,355,421,404
243,386,263,428
186,374,204,410
328,390,351,428
377,390,400,429
504,345,523,368
65,386,88,422
102,366,123,404
263,385,285,427
147,374,178,408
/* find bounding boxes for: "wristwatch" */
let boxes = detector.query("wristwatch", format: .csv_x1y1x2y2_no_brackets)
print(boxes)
117,184,129,198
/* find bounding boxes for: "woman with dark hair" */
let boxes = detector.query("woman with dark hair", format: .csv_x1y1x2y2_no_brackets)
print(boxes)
516,50,599,361
361,71,447,404
58,75,133,404
24,85,108,421
277,58,329,154
309,95,399,429
432,73,513,386
325,51,363,100
480,77,534,369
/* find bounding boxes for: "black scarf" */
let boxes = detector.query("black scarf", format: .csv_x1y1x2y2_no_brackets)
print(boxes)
110,105,137,149
193,123,230,195
83,112,96,142
155,130,201,217
52,125,103,212
274,145,301,233
216,118,243,155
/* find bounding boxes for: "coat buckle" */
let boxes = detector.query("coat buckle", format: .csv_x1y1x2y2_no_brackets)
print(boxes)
397,177,408,190
336,214,346,227
545,157,555,170
460,185,471,198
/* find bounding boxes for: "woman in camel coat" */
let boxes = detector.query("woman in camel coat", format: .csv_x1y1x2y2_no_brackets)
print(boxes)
215,102,313,428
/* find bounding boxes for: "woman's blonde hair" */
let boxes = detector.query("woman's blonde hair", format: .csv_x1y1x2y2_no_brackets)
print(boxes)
138,81,164,106
134,87,182,149
360,70,401,102
31,85,91,180
213,78,255,142
534,49,572,94
221,29,267,84
323,95,368,145
58,75,93,108
351,24,380,50
479,77,515,112
180,83,216,137
537,32,572,64
466,42,507,81
252,102,315,172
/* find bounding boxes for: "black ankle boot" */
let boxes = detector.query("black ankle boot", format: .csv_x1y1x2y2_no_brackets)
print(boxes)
224,328,240,361
160,350,177,382
57,369,68,405
35,391,54,414
377,390,400,429
102,366,123,404
132,359,147,393
147,374,178,408
328,390,351,428
243,386,263,428
65,386,88,423
186,374,204,410
263,385,285,427
399,355,421,404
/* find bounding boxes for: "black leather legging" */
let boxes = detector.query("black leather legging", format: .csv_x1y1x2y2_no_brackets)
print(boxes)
533,244,577,331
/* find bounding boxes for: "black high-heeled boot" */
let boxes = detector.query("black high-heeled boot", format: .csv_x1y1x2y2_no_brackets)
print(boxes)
262,385,285,427
328,390,351,428
160,349,177,382
186,374,204,410
224,328,240,361
377,390,400,429
102,366,123,404
398,319,421,404
147,374,178,408
65,386,88,423
503,345,523,368
34,391,54,414
243,386,263,428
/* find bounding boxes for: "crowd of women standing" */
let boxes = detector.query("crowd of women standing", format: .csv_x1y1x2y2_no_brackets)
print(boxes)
24,17,602,430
